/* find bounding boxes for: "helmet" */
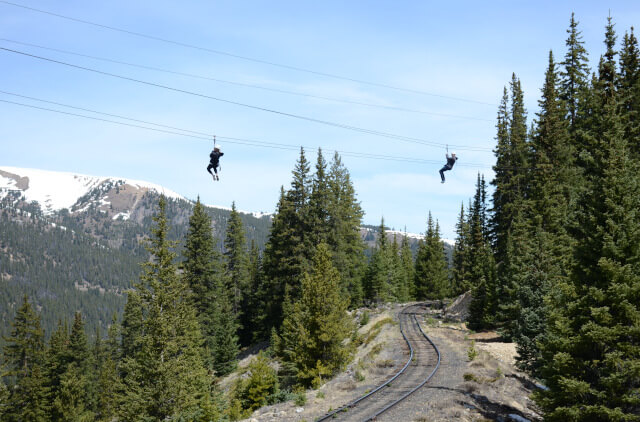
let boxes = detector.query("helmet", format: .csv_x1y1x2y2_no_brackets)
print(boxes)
451,151,456,156
214,144,222,151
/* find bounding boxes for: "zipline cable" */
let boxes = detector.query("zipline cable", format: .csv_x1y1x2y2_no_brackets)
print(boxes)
0,46,493,152
0,95,497,168
0,38,494,123
0,0,497,107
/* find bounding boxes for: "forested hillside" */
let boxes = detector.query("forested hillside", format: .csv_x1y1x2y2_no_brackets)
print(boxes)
0,187,272,344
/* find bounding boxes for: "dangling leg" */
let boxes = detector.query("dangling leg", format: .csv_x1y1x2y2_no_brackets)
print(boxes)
439,166,446,183
214,167,219,181
207,163,216,181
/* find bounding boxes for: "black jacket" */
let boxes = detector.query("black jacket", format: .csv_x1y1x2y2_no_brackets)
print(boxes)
446,154,457,168
209,150,224,166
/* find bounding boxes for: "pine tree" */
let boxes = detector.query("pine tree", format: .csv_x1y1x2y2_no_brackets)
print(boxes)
536,20,640,419
231,351,279,416
326,152,366,306
224,202,251,346
183,198,238,373
491,74,530,267
619,27,640,158
0,376,9,420
275,244,354,388
468,175,497,330
261,149,312,332
398,232,415,302
120,290,143,361
2,296,49,422
45,320,70,421
414,213,449,300
244,240,265,344
120,196,216,420
504,51,575,368
307,148,331,247
451,203,471,295
389,234,404,301
560,13,590,126
51,312,95,421
95,316,121,421
363,219,393,303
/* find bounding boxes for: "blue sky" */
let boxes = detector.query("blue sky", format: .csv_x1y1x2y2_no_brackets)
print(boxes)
2,1,639,238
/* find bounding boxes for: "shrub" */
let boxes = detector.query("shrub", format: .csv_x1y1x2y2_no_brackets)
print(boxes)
467,340,478,361
232,351,279,416
360,310,370,326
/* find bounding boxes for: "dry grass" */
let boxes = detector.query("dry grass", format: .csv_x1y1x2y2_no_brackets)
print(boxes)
338,379,357,391
376,359,394,368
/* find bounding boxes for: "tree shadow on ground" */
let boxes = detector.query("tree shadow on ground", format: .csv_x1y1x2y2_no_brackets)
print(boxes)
425,386,540,421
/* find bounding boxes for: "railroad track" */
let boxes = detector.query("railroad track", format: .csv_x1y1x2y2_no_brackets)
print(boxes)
315,303,441,422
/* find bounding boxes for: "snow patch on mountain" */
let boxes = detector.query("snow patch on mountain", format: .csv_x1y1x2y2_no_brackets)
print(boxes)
386,229,456,247
0,166,184,214
204,203,271,219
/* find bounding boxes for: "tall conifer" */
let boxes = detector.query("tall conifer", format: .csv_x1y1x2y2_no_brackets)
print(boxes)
262,149,311,331
414,213,449,300
183,198,238,374
560,13,590,126
326,152,366,306
224,202,252,346
537,20,640,418
363,219,393,303
120,196,216,420
275,244,354,387
2,296,49,421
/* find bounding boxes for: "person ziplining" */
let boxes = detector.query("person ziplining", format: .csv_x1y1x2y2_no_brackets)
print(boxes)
439,148,457,183
207,139,223,181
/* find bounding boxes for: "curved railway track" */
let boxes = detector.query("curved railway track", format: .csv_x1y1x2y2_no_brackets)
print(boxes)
315,303,441,422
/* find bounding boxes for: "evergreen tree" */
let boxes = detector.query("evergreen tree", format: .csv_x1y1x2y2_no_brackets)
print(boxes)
398,232,415,302
2,296,49,422
0,376,9,420
95,316,121,422
307,148,331,247
451,203,471,295
120,290,143,361
468,175,497,330
120,196,217,420
414,213,449,300
491,74,530,267
51,312,95,421
231,351,279,416
244,240,265,344
389,234,404,301
326,152,366,306
224,202,252,346
183,198,238,373
275,244,354,388
363,219,393,303
261,149,311,332
45,320,70,421
503,51,575,368
536,20,640,418
560,13,591,126
619,27,640,158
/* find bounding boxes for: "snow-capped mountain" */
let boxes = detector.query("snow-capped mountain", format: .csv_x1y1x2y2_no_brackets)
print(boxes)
0,166,184,216
0,166,270,219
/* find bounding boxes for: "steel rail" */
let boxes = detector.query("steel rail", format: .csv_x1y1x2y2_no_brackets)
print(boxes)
365,312,441,421
315,303,440,422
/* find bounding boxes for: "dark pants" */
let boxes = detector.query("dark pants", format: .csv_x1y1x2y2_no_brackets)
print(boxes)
207,163,218,175
439,164,452,181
